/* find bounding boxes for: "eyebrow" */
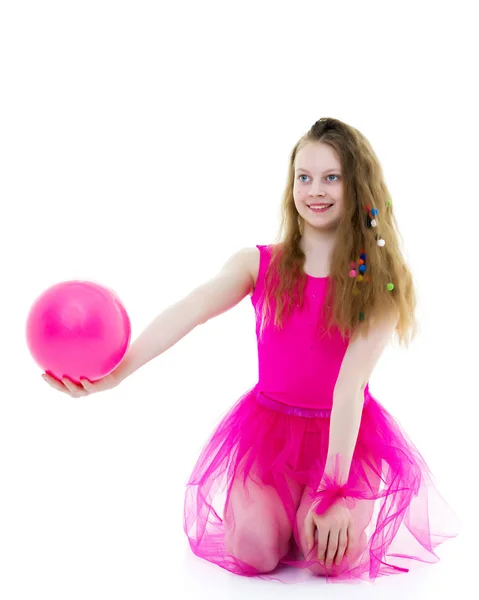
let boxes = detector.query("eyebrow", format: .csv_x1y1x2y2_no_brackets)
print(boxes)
295,167,341,174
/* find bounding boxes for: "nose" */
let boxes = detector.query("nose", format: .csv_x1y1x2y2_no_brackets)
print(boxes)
309,186,326,197
308,180,327,196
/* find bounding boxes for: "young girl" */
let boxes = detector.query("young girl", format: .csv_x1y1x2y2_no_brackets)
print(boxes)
43,117,460,584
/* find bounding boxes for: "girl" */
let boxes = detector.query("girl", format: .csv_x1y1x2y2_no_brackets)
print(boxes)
43,117,460,584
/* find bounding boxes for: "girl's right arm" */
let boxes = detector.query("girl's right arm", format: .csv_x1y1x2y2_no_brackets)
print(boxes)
113,246,257,383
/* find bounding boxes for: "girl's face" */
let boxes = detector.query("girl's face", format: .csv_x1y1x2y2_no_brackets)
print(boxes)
293,142,345,229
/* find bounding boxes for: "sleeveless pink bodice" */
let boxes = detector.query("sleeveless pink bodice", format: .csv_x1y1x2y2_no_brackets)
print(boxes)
251,244,351,410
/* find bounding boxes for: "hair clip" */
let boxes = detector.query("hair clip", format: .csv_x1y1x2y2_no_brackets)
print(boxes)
353,206,396,320
358,252,367,274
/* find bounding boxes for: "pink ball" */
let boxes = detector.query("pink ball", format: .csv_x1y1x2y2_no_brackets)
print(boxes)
26,281,131,384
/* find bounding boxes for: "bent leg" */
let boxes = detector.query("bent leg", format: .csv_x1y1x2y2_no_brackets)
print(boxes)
224,463,303,574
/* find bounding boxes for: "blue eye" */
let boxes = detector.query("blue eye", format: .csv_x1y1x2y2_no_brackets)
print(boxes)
298,174,339,182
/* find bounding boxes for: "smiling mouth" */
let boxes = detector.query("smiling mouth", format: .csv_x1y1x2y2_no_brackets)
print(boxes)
308,204,333,212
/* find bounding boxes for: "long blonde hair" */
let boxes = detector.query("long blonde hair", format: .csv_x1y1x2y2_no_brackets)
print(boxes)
258,117,418,347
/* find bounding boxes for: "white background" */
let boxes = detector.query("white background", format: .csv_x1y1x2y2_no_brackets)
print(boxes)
0,1,476,598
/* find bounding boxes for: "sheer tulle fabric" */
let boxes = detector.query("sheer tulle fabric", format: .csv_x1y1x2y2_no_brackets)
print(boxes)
184,385,460,583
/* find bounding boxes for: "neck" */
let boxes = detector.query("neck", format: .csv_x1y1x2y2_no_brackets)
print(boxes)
299,225,338,259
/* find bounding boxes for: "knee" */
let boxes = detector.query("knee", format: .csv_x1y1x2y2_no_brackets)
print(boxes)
226,527,281,573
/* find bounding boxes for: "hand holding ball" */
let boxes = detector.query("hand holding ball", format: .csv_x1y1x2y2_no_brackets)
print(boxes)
26,281,131,390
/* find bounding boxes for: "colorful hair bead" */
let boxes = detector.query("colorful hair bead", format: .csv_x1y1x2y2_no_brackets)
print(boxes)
357,275,364,282
359,264,366,274
371,208,379,217
386,283,394,291
350,261,357,269
359,311,365,321
360,252,366,260
371,219,377,227
377,239,386,247
349,269,357,278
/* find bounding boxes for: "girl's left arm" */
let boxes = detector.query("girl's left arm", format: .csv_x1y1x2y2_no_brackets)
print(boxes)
320,310,400,488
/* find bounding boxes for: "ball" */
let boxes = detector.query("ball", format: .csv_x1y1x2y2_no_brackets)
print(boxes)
26,281,131,384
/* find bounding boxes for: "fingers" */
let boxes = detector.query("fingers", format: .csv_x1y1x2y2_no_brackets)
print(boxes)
316,528,329,563
323,527,340,572
42,373,90,398
335,526,348,566
79,378,94,392
62,377,88,397
344,522,356,559
304,512,316,553
42,373,68,393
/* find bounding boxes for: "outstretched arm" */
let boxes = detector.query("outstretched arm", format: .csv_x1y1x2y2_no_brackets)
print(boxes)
113,247,256,383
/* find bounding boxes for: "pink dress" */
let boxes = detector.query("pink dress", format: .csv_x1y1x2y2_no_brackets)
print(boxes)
183,243,460,583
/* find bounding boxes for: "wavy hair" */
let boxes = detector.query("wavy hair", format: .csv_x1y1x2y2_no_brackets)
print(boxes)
258,117,418,347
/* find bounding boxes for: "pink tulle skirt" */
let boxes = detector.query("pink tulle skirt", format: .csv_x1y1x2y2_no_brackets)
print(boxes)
184,384,460,583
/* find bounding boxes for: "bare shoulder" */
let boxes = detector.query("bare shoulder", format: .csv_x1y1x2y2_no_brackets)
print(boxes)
216,246,259,297
231,244,276,297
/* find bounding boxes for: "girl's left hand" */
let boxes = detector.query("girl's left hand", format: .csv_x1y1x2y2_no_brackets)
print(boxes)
304,497,356,574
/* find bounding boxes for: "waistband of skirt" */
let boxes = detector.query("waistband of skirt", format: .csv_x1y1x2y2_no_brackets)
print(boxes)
254,391,332,418
253,385,371,419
